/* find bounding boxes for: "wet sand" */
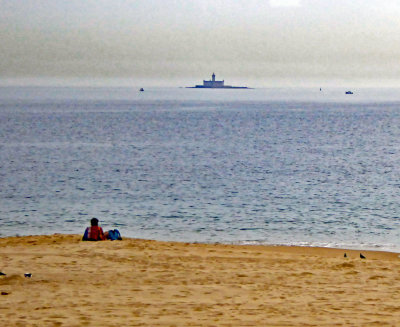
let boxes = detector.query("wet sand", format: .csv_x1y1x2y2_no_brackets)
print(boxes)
1,234,400,326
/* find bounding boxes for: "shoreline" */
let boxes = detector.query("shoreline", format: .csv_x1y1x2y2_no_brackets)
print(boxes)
1,234,400,326
2,233,399,256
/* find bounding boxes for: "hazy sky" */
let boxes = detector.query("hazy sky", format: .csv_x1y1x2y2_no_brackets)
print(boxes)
1,0,400,86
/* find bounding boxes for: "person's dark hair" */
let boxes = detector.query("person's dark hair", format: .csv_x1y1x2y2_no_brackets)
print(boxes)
91,218,99,226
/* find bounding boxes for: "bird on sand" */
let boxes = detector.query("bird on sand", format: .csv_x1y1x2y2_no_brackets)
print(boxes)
344,253,347,258
0,272,6,276
360,253,366,259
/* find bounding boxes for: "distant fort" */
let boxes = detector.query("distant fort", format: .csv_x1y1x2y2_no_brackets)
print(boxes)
187,73,250,89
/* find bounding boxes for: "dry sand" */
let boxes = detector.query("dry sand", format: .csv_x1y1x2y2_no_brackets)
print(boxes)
1,234,400,326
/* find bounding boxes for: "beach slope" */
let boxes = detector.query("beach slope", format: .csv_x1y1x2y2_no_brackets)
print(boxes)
1,234,400,326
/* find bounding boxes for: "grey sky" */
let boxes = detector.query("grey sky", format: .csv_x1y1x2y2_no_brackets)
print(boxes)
1,0,400,86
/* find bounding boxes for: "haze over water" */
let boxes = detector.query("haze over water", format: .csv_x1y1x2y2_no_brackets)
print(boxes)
1,86,400,251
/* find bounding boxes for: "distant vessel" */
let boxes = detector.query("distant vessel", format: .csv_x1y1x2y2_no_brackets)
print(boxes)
139,88,144,92
187,73,250,89
345,91,353,94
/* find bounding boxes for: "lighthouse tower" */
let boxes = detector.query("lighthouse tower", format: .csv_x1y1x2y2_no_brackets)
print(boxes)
202,73,225,88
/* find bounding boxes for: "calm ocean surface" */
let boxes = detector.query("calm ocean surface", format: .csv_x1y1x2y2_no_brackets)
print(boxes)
1,86,400,251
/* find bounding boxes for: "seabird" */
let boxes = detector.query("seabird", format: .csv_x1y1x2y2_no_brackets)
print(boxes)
0,272,6,276
360,253,366,259
344,253,347,258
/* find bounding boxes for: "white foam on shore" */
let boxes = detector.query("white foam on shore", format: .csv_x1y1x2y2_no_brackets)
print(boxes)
233,240,400,253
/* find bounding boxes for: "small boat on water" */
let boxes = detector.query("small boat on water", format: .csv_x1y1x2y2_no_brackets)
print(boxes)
345,91,353,94
139,88,144,92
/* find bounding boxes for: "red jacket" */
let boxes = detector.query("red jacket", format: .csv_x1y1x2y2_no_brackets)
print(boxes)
82,226,106,241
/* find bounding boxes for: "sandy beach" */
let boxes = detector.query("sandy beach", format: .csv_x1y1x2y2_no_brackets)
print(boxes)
1,234,400,326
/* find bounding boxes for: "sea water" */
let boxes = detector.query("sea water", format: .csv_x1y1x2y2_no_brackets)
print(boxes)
1,86,400,251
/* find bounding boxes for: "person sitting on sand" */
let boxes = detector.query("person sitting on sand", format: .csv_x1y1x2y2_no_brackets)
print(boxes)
82,218,106,241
